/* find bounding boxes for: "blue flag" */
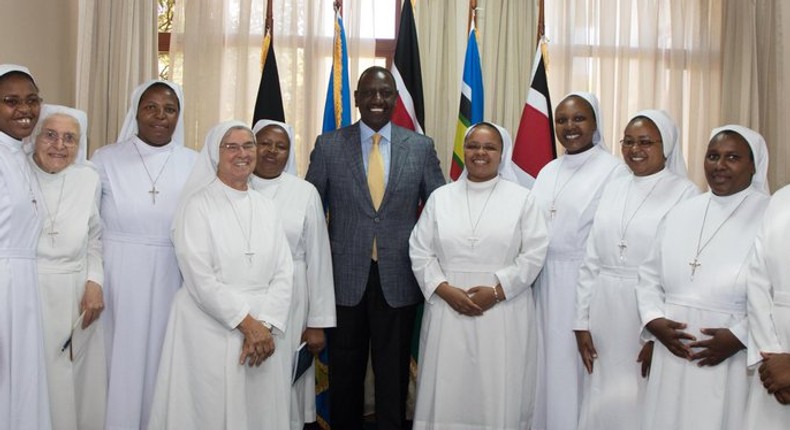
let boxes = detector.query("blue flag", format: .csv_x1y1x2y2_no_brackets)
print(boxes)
322,11,352,133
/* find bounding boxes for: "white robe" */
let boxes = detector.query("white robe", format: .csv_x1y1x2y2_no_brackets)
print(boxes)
250,173,336,429
409,177,549,430
637,187,769,430
744,184,790,429
0,131,51,430
147,180,294,430
573,169,698,430
530,146,625,430
31,159,107,430
91,137,198,430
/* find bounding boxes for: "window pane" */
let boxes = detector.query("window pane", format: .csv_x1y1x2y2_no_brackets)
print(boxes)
158,52,171,81
360,0,396,39
158,0,175,33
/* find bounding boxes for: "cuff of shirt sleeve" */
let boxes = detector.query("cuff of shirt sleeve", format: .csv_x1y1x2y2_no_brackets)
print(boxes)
572,319,589,331
306,316,336,328
640,313,664,343
254,312,286,335
87,270,104,288
747,344,785,367
494,273,512,301
229,305,251,331
729,325,748,350
424,278,447,304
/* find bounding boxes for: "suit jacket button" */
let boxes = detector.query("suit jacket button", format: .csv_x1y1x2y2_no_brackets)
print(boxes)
374,217,380,223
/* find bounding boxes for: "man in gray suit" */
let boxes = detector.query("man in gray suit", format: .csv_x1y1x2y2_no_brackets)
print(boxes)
306,66,445,430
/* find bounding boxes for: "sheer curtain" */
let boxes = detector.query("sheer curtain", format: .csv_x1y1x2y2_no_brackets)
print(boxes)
545,0,724,188
416,0,537,174
752,0,790,190
76,0,158,156
168,0,376,174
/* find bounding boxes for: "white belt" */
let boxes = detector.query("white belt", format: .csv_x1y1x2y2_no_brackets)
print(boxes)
0,248,36,259
665,293,746,315
103,231,173,247
774,291,790,307
598,264,638,279
546,249,585,261
38,261,83,274
441,262,503,274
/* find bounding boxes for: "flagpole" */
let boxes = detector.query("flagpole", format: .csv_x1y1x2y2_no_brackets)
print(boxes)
537,0,545,43
265,0,273,38
468,0,477,32
334,0,342,16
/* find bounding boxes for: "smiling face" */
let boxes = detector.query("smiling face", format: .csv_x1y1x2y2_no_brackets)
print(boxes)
704,131,755,196
621,117,666,177
354,67,398,132
0,73,41,140
217,127,256,190
254,125,290,179
554,96,597,153
33,114,80,174
135,83,179,147
463,124,502,182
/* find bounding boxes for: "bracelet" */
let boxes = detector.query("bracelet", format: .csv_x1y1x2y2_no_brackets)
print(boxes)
492,286,500,303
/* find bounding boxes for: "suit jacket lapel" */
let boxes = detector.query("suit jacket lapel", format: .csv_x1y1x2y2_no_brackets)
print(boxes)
382,126,411,210
346,123,377,216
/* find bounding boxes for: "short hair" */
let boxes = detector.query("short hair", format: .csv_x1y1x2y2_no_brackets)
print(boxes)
0,71,39,92
357,66,396,89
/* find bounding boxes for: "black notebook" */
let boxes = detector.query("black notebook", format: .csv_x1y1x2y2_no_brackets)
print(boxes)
292,342,313,385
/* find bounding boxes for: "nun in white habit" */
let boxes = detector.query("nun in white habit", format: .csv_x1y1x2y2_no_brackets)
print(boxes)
572,110,698,430
636,125,770,430
0,63,51,430
148,121,293,429
28,104,107,430
249,119,336,430
530,92,627,430
744,182,790,428
409,122,548,429
91,80,198,430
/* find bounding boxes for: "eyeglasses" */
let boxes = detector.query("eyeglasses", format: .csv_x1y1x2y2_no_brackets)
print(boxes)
464,142,500,152
3,96,42,110
620,138,661,148
40,129,79,147
220,142,256,153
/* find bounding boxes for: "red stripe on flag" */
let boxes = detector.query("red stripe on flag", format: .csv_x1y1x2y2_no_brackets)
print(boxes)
390,0,425,134
512,103,554,178
391,96,417,131
512,44,555,186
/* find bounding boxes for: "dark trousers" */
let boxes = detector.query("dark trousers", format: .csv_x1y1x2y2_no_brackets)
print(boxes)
328,262,417,430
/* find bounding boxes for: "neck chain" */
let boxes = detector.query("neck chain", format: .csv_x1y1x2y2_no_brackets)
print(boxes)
617,177,662,262
13,154,38,213
549,154,593,220
688,194,750,281
32,170,66,247
222,188,255,265
132,141,174,205
465,179,498,249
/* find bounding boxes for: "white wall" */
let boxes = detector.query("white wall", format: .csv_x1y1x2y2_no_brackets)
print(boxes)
0,0,79,106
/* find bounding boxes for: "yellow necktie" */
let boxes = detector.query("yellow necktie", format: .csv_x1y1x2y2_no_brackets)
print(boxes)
368,133,385,260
